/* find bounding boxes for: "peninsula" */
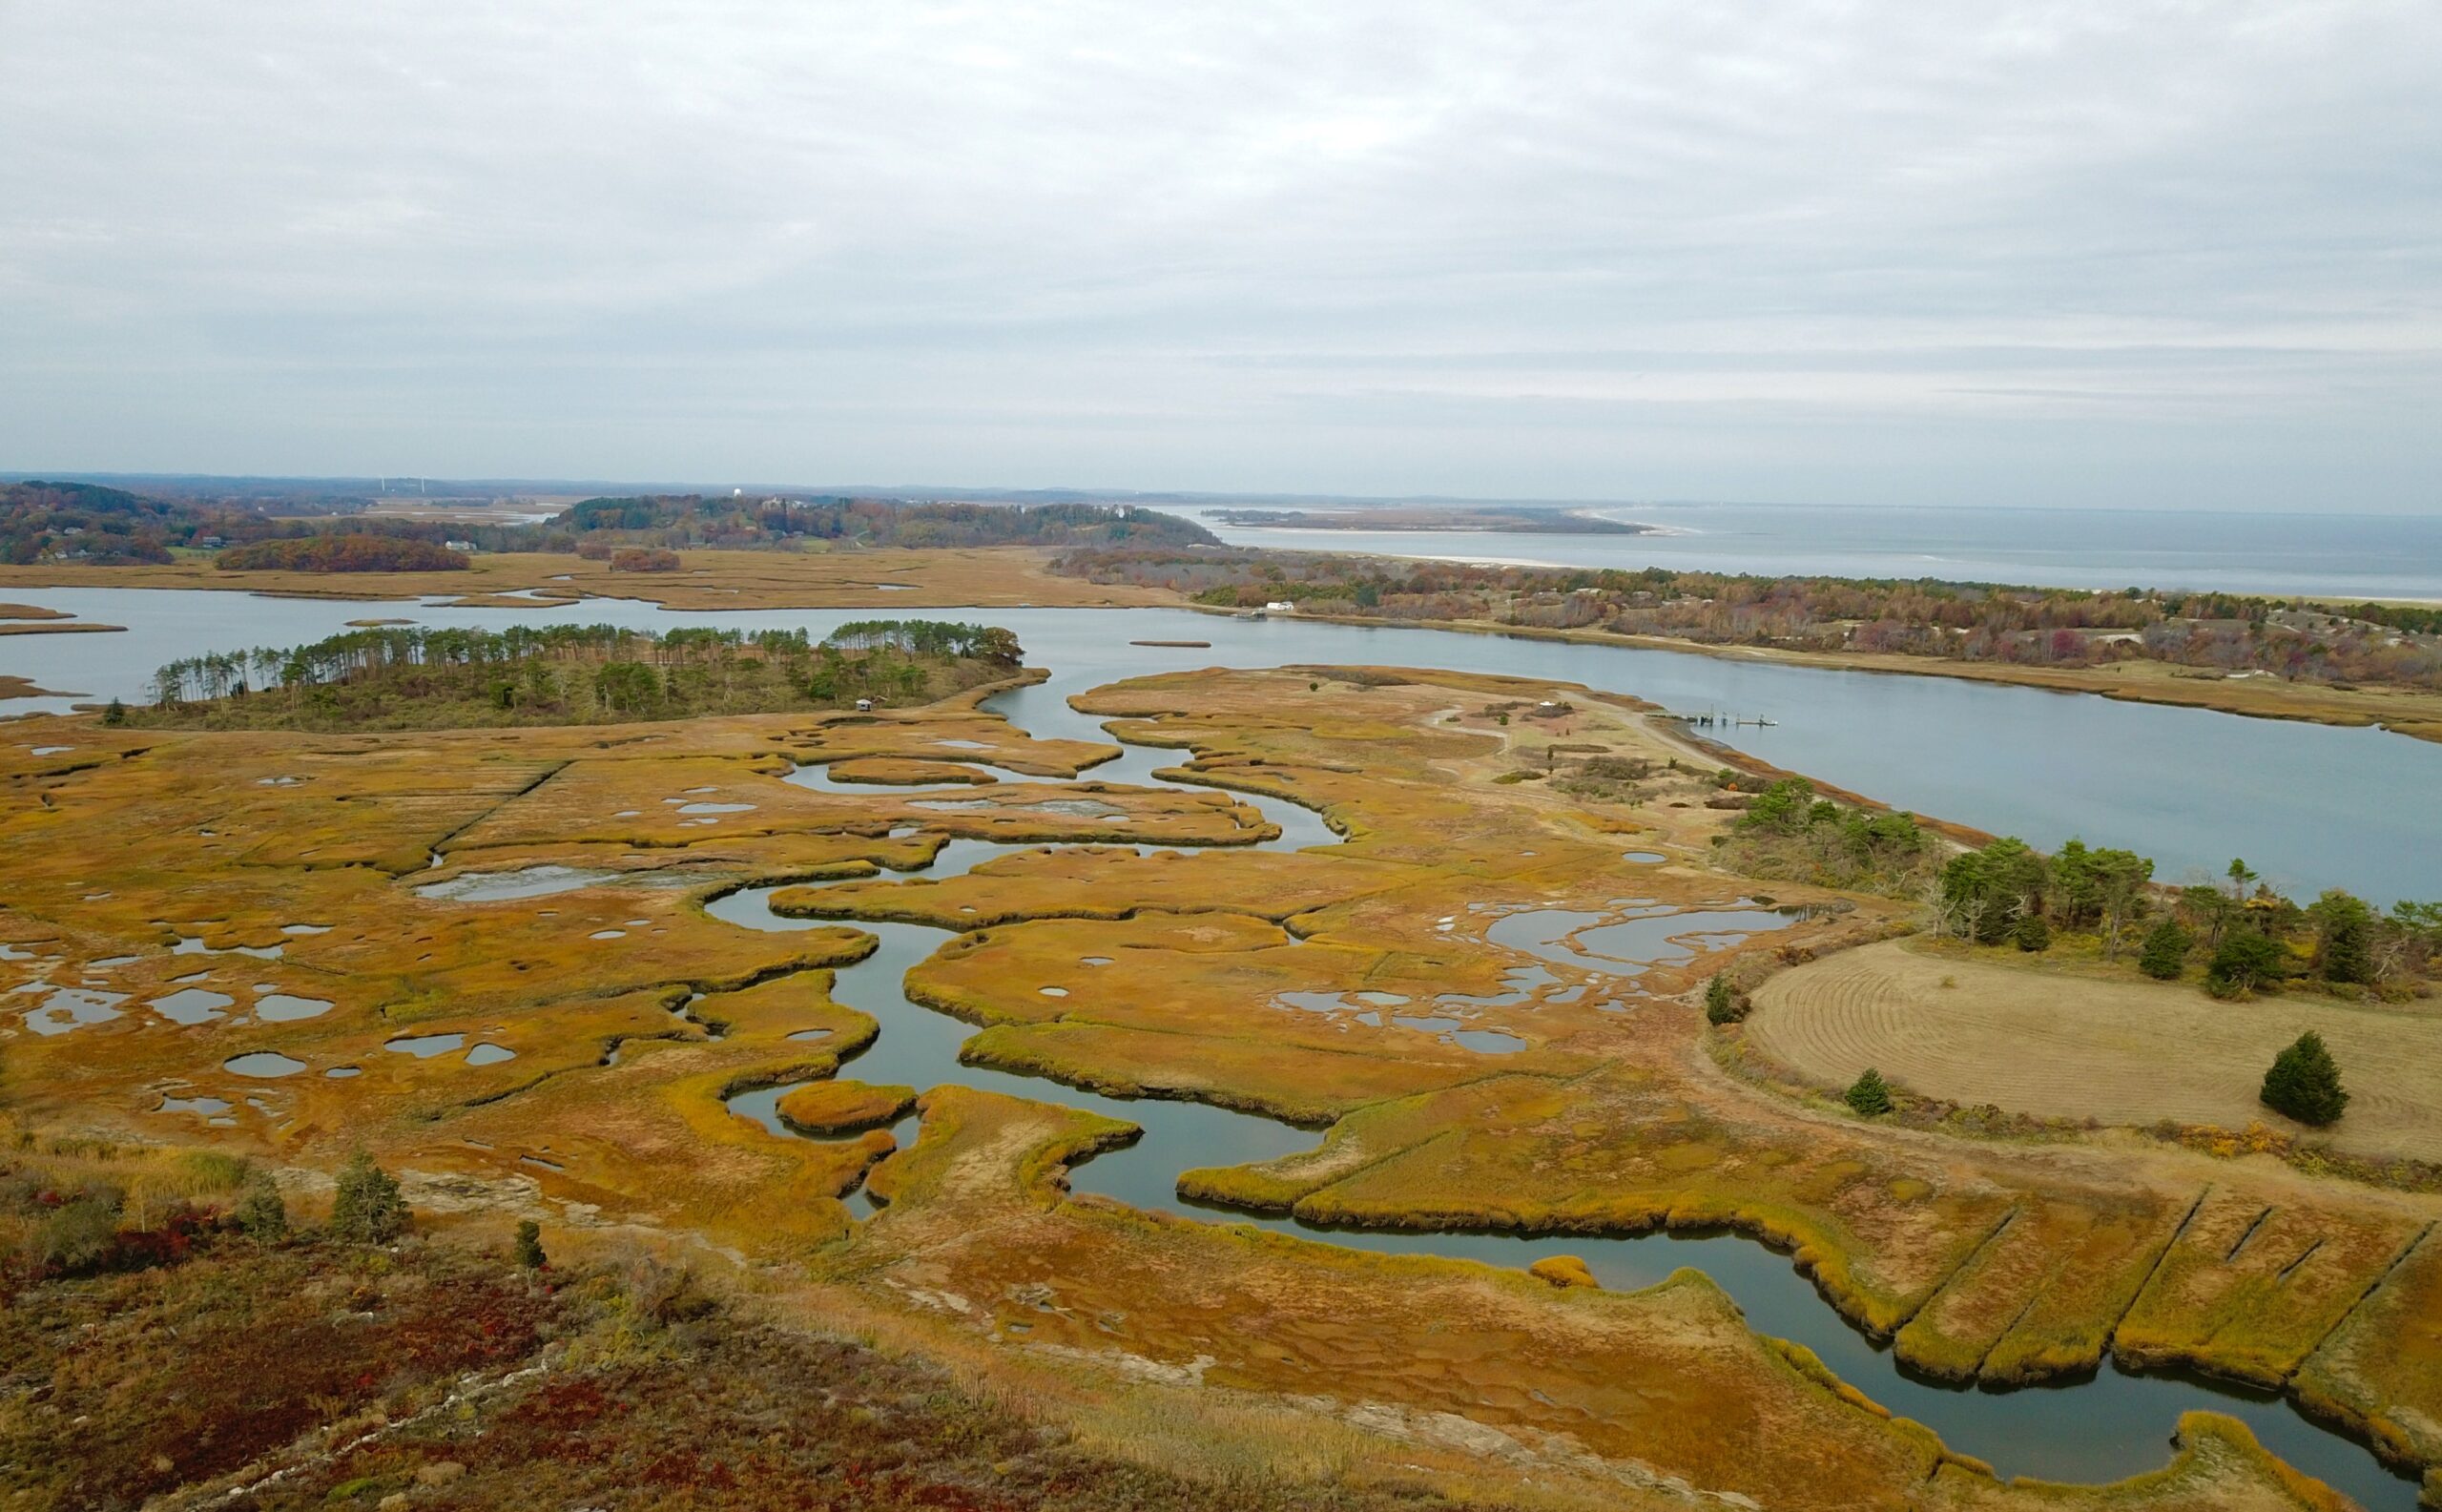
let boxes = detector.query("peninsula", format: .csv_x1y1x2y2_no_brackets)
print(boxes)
1211,503,1651,534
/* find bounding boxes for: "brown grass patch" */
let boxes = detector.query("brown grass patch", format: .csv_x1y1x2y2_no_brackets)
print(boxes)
1748,940,2442,1162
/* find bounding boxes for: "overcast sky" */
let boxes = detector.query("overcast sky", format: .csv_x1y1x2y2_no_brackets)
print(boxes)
3,2,2436,509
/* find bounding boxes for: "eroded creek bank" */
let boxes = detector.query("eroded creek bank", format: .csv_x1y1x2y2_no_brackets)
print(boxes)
703,670,2419,1508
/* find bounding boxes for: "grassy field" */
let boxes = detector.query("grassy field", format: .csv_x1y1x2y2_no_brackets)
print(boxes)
1746,940,2442,1161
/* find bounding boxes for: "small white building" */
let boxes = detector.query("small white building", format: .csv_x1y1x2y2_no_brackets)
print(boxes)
1264,600,1297,614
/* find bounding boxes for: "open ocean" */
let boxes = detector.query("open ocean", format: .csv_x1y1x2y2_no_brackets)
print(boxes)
1178,503,2442,600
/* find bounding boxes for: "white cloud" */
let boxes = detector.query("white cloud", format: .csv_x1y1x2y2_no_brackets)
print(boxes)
0,0,2434,507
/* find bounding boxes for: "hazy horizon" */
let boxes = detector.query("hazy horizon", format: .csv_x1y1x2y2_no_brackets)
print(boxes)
7,470,2442,520
5,3,2437,513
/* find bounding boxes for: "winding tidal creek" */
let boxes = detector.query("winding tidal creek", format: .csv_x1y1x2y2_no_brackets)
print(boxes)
712,670,2421,1508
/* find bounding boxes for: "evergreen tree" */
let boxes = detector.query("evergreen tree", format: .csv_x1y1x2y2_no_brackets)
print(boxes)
101,697,126,727
2311,890,2375,985
1704,973,1740,1025
1744,777,1816,835
328,1150,406,1243
2206,928,2287,999
2261,1031,2349,1126
2139,920,2191,981
1940,838,2048,943
1844,1067,1894,1117
513,1218,547,1270
2179,884,2236,947
2014,913,2052,953
232,1173,287,1239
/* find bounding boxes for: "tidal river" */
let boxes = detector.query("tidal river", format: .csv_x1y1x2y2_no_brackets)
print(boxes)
7,588,2440,903
3,586,2433,1503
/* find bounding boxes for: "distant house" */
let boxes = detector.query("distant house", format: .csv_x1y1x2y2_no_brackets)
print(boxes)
444,539,477,553
196,535,225,549
855,696,875,712
1264,600,1297,614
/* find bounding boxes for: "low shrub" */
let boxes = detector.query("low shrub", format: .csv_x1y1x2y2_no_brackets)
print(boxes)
2139,919,2190,980
328,1151,406,1244
1705,973,1745,1025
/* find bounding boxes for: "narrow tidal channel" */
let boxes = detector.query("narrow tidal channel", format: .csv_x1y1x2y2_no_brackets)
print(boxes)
708,670,2423,1509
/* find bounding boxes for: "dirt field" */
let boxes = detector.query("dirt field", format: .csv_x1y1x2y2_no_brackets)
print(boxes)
1747,940,2442,1162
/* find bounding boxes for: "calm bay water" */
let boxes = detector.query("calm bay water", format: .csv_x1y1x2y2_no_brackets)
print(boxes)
1182,502,2442,600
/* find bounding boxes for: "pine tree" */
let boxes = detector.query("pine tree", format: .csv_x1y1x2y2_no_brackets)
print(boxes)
2312,890,2376,985
2014,913,2052,953
2139,920,2190,980
232,1174,287,1239
328,1150,406,1243
513,1218,547,1270
2261,1031,2349,1127
2206,928,2287,999
1844,1067,1893,1117
101,697,127,727
1705,973,1739,1025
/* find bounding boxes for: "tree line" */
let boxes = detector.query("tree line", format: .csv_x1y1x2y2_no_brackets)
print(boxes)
215,535,469,572
1721,775,2439,999
122,619,1024,730
1052,547,2442,694
2,481,1217,569
1930,833,2437,999
0,481,188,565
553,495,1218,551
